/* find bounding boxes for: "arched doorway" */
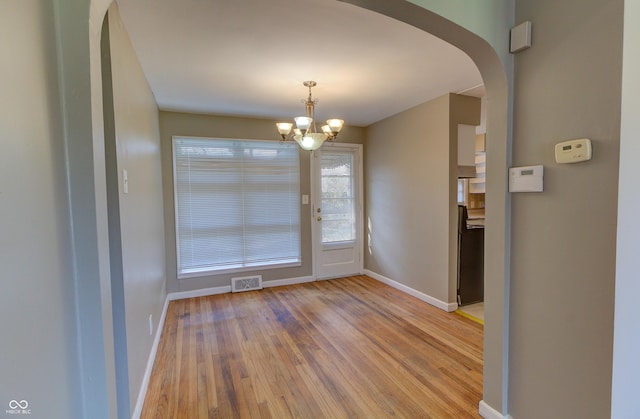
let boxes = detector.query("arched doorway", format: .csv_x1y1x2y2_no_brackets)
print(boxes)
62,0,511,416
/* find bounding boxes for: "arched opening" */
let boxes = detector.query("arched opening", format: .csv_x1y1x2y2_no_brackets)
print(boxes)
100,10,132,417
79,0,511,416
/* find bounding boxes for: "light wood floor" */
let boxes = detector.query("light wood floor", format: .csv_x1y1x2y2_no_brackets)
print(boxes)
141,275,483,418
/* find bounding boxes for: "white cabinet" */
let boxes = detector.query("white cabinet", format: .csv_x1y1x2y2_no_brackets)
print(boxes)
469,177,485,194
475,152,486,175
470,152,486,193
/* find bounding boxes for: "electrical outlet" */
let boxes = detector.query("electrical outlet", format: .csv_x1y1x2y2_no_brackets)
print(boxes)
148,314,153,336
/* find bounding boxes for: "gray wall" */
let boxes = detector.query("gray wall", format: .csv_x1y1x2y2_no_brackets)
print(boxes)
104,4,167,415
55,0,120,413
364,93,479,304
509,0,622,417
612,1,640,417
159,111,365,293
0,1,80,418
406,0,514,66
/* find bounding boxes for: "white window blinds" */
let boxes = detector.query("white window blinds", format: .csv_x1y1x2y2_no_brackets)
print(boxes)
173,137,301,277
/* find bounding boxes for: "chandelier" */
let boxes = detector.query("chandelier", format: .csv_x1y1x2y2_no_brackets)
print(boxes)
276,81,344,151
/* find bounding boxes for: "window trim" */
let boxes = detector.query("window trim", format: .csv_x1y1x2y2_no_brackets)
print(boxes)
457,178,469,206
177,260,302,280
172,136,302,279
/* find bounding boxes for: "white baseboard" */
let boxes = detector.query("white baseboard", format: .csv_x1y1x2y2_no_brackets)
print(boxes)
131,295,170,419
167,285,231,301
363,269,458,312
479,400,513,419
263,275,315,288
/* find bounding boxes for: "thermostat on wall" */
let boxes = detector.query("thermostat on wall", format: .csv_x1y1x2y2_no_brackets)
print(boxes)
555,139,592,164
509,165,544,192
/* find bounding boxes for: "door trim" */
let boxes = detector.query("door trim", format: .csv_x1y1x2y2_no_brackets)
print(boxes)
310,142,364,280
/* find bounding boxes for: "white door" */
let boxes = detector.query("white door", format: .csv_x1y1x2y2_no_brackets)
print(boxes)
311,144,363,280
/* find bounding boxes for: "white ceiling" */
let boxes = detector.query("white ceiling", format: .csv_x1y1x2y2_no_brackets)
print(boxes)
116,0,483,127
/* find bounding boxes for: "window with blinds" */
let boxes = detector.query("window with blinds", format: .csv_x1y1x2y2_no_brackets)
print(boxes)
173,137,301,278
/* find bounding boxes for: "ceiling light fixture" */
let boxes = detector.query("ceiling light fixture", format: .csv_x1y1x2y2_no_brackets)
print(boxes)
276,81,344,151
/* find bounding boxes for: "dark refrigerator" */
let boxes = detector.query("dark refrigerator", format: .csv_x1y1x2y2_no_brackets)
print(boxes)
457,205,484,306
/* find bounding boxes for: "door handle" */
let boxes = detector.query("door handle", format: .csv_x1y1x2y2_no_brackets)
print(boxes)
317,216,323,221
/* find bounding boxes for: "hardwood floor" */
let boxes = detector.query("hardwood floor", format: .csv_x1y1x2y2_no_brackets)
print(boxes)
141,275,483,418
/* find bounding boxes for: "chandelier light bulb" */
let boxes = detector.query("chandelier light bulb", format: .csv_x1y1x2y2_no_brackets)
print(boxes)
276,122,293,136
327,119,344,132
301,136,314,149
294,116,312,132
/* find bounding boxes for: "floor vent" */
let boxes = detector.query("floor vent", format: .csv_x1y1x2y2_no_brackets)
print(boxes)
231,275,263,293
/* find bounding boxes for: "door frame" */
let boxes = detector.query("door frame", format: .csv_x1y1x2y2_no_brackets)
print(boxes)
310,142,364,280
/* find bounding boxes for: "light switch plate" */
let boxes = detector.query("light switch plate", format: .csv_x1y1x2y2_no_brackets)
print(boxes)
123,169,129,194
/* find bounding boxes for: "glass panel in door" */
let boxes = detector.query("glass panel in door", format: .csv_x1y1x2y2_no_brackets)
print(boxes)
320,151,356,244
